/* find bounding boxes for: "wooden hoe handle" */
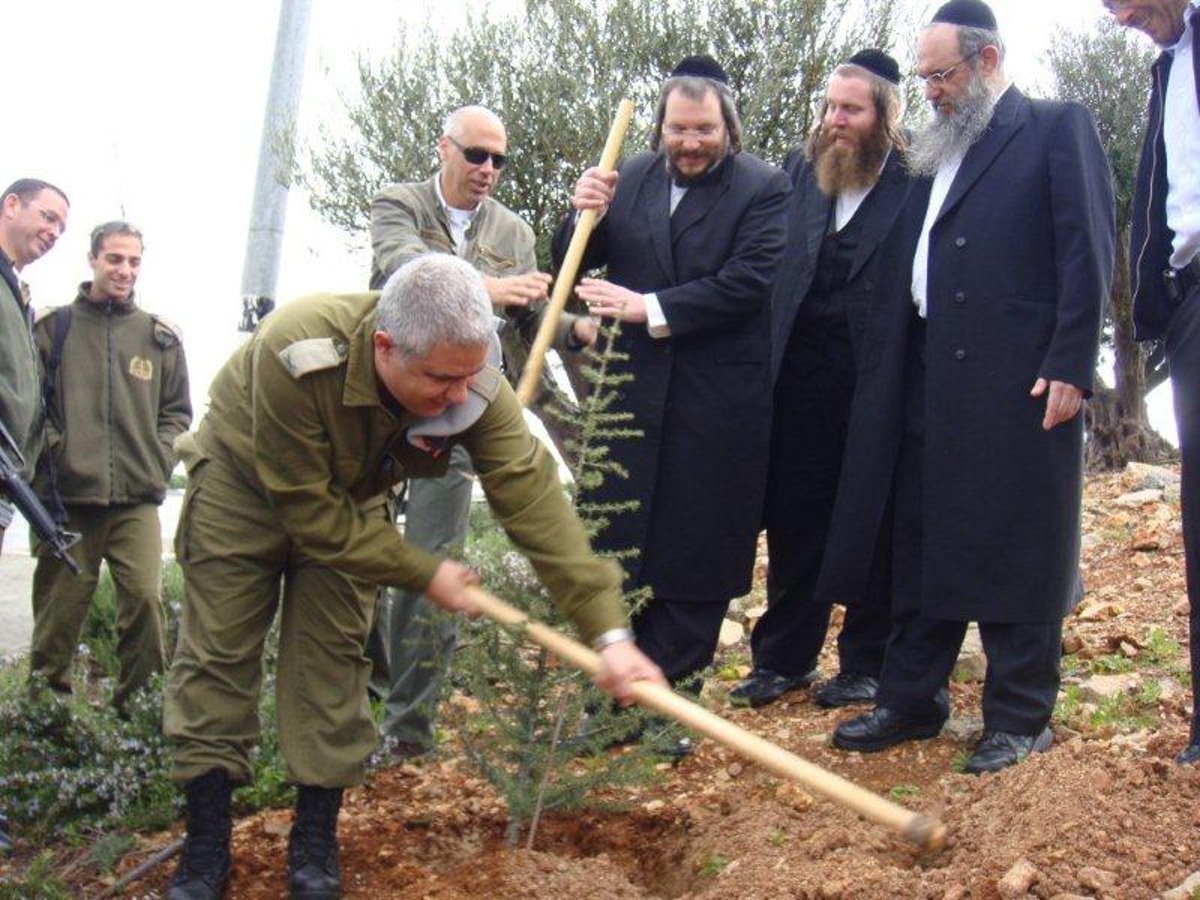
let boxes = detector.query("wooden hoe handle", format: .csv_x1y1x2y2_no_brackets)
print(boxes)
515,98,636,407
464,586,947,850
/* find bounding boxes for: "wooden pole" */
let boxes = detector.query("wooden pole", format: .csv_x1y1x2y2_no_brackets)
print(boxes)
514,99,635,407
464,586,947,850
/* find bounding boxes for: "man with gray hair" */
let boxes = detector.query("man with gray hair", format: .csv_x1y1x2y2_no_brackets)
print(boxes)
558,55,788,746
162,253,663,900
368,104,597,757
830,0,1114,774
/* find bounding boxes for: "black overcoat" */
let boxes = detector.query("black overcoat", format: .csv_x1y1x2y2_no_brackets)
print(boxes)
817,88,1115,622
556,150,790,602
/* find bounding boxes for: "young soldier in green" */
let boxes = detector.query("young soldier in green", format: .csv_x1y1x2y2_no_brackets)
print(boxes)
30,221,191,713
163,254,663,900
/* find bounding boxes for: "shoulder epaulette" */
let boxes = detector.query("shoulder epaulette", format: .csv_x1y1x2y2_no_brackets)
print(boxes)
278,337,348,379
151,314,184,348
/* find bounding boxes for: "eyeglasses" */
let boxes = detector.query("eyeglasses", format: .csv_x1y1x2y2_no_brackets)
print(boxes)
662,123,723,140
916,49,982,86
447,135,507,170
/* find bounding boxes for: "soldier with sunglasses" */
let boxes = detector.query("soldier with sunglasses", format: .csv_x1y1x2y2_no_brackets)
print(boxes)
366,106,597,759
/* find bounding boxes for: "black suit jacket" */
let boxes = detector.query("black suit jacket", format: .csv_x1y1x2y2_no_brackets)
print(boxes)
769,147,913,382
555,150,790,601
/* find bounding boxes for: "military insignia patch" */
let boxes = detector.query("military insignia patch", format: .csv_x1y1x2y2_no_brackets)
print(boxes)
129,356,154,381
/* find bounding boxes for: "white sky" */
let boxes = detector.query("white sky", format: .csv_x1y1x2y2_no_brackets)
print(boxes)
3,0,1174,442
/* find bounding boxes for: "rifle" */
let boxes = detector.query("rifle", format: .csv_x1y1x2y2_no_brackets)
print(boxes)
0,417,81,574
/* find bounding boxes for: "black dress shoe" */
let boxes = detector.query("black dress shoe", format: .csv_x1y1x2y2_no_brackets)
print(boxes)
728,668,818,708
815,673,880,708
964,726,1052,774
831,706,944,752
1175,742,1200,765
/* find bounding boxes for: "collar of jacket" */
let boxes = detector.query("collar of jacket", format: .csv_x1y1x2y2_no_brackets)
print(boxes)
427,173,492,233
75,282,138,314
343,306,387,409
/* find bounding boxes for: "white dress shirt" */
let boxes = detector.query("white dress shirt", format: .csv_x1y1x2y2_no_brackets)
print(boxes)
1165,1,1200,269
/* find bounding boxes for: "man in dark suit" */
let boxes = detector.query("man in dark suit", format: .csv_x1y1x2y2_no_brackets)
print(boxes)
831,0,1115,774
559,56,789,721
730,50,912,710
1105,0,1200,765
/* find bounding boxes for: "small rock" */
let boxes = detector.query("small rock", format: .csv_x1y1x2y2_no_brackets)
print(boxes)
1061,630,1084,654
1174,596,1191,617
1109,729,1151,752
1126,461,1180,485
942,716,984,742
744,604,767,622
1077,866,1119,892
1158,677,1185,703
1161,870,1200,900
954,624,987,682
997,858,1038,899
727,762,744,778
1133,576,1154,592
1165,481,1182,504
1113,488,1164,507
1077,673,1141,702
1118,640,1139,658
1130,529,1163,551
643,799,665,813
941,888,968,900
1075,600,1122,621
717,618,745,648
1048,894,1092,900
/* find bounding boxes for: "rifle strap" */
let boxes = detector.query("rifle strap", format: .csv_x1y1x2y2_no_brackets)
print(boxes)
42,306,71,525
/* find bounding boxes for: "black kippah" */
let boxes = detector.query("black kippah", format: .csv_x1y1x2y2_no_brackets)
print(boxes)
670,54,729,85
845,49,901,85
930,0,998,30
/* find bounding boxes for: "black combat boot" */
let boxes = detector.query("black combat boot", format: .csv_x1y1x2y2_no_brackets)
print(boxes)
288,785,343,899
168,768,233,900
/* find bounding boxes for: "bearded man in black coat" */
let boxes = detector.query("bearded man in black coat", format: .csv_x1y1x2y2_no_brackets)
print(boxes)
730,50,913,711
556,56,789,714
830,0,1115,774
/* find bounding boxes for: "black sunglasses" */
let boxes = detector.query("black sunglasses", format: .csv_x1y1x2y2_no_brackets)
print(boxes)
447,135,507,170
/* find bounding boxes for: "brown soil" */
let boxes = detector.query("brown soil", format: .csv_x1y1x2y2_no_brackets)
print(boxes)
103,467,1200,898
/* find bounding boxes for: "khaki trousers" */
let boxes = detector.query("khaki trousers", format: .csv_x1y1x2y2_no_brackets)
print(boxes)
163,453,379,787
29,503,165,709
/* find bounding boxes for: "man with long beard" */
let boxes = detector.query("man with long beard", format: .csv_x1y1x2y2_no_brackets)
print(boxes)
556,56,789,753
731,51,913,710
830,0,1115,774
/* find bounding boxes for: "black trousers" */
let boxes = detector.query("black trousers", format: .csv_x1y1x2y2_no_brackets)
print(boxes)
756,312,891,678
1165,279,1200,738
633,596,729,689
878,311,1062,734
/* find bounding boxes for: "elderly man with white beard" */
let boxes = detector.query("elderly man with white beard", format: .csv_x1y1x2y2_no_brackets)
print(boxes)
828,0,1115,774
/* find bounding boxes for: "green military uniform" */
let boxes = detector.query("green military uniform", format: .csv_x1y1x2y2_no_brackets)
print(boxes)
0,258,41,477
368,176,583,748
29,286,191,709
163,291,626,787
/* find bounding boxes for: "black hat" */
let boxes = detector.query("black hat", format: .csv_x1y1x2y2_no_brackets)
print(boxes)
670,54,729,85
930,0,998,30
845,49,901,85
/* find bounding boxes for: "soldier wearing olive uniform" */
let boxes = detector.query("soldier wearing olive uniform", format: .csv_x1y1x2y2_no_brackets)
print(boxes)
0,177,70,859
162,254,662,900
30,221,191,713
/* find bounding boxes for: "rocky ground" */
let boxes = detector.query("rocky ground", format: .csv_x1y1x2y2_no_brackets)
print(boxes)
61,465,1200,897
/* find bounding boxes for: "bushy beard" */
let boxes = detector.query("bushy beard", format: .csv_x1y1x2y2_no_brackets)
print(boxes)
907,73,997,177
811,124,892,197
